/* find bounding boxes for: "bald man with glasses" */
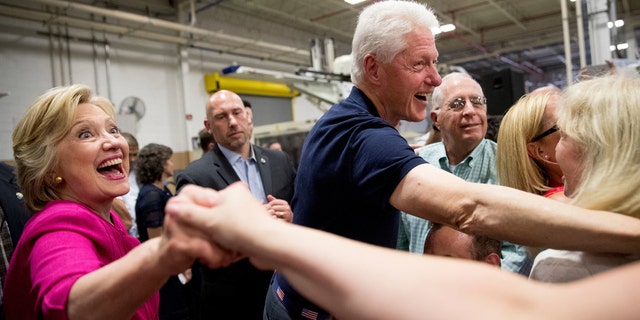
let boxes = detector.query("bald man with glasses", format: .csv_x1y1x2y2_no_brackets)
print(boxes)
397,72,533,276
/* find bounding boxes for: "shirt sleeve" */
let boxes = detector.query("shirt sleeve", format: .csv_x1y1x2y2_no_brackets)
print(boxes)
30,229,104,320
350,125,426,208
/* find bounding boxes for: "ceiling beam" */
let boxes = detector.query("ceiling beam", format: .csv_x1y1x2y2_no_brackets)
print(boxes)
487,0,527,30
220,1,354,43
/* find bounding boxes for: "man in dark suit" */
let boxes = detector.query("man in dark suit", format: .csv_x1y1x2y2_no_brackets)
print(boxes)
0,162,33,319
176,90,296,319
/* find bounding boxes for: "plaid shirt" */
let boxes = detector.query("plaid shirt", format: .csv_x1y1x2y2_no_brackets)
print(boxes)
397,139,533,276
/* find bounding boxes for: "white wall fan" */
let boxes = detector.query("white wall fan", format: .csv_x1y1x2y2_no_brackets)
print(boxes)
118,96,146,121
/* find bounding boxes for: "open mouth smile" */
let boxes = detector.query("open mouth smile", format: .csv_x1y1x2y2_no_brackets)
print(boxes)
97,157,126,179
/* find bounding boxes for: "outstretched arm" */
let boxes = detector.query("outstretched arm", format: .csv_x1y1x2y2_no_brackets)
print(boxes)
166,184,640,320
67,209,231,320
391,163,640,253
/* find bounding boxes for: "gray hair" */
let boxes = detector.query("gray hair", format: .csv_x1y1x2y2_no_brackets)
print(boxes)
351,1,439,85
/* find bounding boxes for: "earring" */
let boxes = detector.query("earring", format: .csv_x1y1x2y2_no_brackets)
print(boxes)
55,176,63,184
544,155,550,160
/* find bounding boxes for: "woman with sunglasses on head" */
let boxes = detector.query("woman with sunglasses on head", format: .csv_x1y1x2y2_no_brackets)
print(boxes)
497,87,567,202
527,73,640,282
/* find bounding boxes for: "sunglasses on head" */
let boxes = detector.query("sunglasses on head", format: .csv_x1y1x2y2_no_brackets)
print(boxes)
531,124,558,142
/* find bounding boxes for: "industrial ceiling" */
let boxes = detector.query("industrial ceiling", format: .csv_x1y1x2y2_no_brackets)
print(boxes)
1,0,639,84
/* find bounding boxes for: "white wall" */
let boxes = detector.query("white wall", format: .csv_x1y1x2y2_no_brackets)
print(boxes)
0,16,323,162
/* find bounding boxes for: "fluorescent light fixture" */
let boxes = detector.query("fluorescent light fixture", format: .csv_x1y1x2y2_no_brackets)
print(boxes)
431,24,456,35
344,0,366,4
440,24,456,32
607,19,624,28
610,43,629,51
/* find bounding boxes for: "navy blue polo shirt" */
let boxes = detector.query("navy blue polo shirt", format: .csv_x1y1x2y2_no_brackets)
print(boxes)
291,86,426,248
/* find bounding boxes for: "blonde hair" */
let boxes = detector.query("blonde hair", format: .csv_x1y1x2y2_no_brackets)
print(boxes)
496,93,556,194
558,74,640,217
12,84,116,212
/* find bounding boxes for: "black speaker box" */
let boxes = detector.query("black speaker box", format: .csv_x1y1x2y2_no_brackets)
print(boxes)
480,69,525,116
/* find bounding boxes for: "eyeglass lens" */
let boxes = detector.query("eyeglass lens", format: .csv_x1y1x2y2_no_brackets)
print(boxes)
447,96,487,111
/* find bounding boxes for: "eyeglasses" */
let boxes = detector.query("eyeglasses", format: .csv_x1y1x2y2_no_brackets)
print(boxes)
531,124,559,142
444,96,487,112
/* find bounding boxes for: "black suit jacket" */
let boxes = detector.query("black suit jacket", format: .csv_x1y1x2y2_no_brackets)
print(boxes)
175,144,295,319
0,162,32,246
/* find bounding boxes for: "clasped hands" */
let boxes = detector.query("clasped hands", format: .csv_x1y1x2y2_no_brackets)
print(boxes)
160,183,279,272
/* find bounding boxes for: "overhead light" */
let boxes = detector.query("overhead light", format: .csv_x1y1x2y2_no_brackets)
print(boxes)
431,24,456,35
610,43,629,51
344,0,366,4
607,20,624,28
440,24,456,32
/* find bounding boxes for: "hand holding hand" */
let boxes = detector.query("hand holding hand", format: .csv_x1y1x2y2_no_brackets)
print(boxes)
165,183,274,269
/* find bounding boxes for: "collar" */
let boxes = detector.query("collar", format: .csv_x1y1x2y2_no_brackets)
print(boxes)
439,139,493,167
218,144,256,164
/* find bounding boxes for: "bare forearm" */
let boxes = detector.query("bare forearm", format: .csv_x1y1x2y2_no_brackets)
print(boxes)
247,222,540,320
395,165,640,254
249,222,640,320
67,239,169,320
466,183,640,253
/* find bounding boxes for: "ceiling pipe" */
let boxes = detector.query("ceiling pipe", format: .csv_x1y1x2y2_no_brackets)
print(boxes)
223,1,353,43
444,33,568,65
0,4,310,66
189,0,196,27
29,0,310,58
560,0,573,85
576,0,587,67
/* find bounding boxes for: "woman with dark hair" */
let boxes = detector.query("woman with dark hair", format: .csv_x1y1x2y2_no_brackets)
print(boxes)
135,143,174,242
136,143,189,320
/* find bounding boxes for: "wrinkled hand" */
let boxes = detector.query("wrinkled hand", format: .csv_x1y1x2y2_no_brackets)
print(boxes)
264,195,294,223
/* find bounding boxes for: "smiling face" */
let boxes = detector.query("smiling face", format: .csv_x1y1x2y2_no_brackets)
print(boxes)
55,103,130,215
435,75,487,151
374,27,442,125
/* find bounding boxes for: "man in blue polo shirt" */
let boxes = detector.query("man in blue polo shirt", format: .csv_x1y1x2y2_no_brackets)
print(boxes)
263,2,443,319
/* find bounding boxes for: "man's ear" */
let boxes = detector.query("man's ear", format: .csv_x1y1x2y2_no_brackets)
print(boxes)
204,119,211,132
430,110,439,129
483,253,502,267
363,54,381,85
